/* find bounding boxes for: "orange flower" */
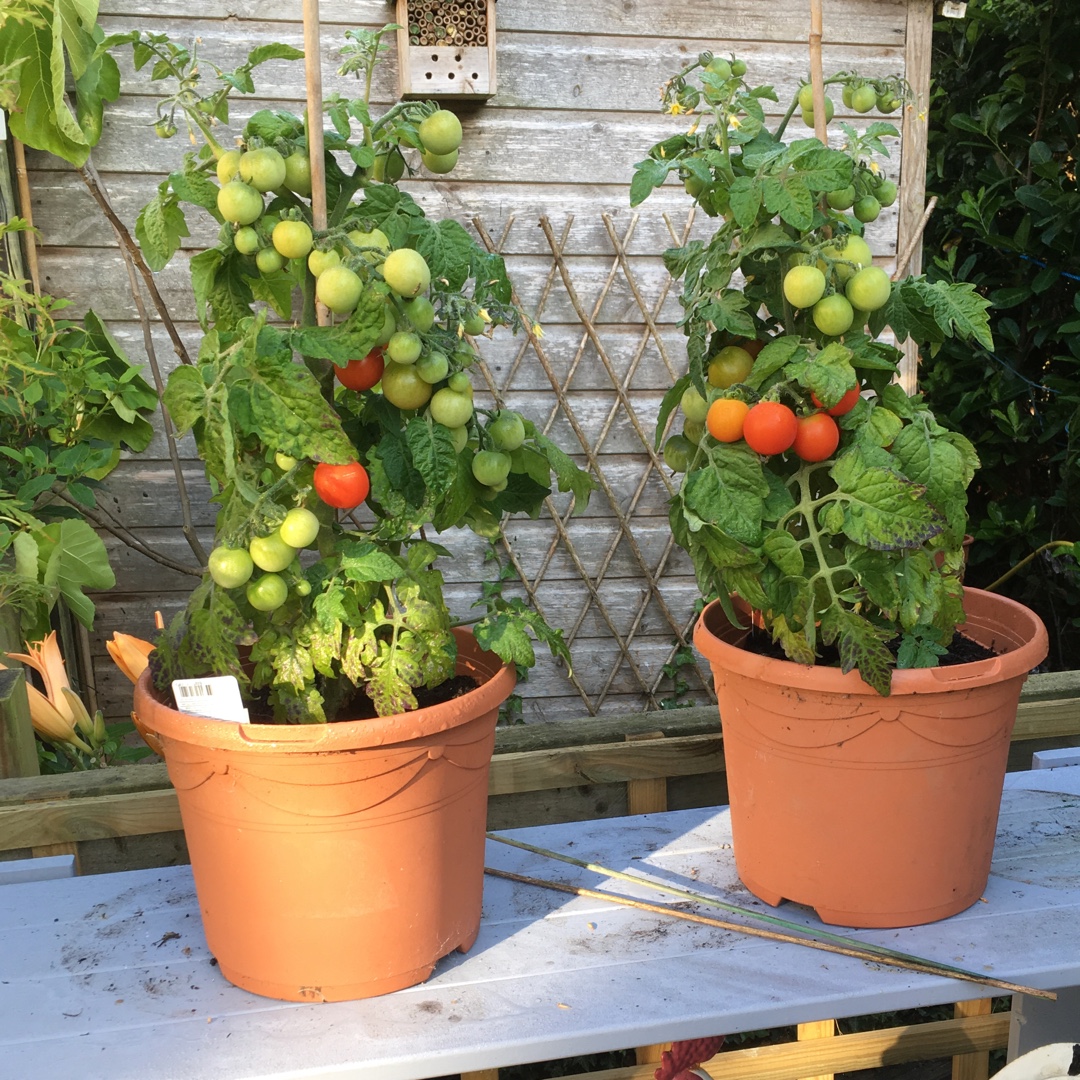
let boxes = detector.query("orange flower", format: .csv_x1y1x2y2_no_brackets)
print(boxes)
4,632,75,724
106,633,155,684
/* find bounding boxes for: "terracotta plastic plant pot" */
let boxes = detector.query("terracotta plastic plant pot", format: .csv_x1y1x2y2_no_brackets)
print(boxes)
133,627,515,1002
693,587,1048,928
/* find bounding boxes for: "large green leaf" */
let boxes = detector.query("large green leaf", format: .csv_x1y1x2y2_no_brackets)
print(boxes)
0,1,118,166
34,518,114,627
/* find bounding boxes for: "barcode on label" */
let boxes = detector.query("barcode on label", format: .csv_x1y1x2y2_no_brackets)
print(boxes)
176,682,215,698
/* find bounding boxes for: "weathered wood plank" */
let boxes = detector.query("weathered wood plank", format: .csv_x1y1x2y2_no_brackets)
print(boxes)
96,1,910,47
97,19,906,115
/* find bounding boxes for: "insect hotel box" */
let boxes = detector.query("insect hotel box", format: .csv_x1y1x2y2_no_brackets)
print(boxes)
395,0,496,98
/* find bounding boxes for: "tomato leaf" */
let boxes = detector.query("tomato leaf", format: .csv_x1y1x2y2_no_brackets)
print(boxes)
629,158,674,207
406,418,458,501
528,431,594,509
136,185,190,271
830,445,943,551
682,442,769,546
239,348,355,466
411,219,476,291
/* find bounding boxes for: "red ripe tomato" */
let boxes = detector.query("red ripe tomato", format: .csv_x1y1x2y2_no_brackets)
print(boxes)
811,385,862,416
334,348,385,392
792,412,841,462
742,401,798,455
313,461,370,509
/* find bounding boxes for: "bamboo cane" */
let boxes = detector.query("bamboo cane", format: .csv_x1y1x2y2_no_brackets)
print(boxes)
808,0,827,144
301,0,329,325
484,865,1054,1001
486,833,1056,1001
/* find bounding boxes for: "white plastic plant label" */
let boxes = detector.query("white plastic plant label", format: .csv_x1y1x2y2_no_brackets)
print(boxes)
171,676,250,723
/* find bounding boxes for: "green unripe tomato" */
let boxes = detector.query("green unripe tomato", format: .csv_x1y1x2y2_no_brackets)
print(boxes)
452,348,477,368
488,411,526,451
382,248,431,297
418,109,463,155
275,451,298,471
797,83,815,111
421,148,459,174
248,531,296,573
875,179,898,207
853,195,882,223
316,265,364,315
430,387,474,428
851,84,878,114
376,302,397,346
246,573,288,612
705,57,731,80
447,371,473,395
282,151,312,196
216,148,242,185
239,147,287,192
471,449,512,487
404,296,436,332
845,265,892,312
447,425,470,453
783,264,827,308
387,331,423,365
663,434,693,472
272,219,314,260
730,58,747,77
373,149,406,183
683,418,705,445
307,248,341,278
234,226,261,255
877,93,902,113
826,186,856,211
208,546,254,589
217,180,263,225
463,312,487,336
812,293,855,336
415,350,450,384
347,227,391,264
256,246,286,274
278,507,321,549
680,385,710,424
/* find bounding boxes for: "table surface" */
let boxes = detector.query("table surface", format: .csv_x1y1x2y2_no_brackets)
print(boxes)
3,770,1079,1080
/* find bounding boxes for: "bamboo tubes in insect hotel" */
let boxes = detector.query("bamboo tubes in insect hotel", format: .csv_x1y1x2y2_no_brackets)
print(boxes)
407,0,489,46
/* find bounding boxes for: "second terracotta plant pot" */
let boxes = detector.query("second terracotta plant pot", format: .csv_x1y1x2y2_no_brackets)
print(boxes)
133,627,515,1002
694,588,1047,928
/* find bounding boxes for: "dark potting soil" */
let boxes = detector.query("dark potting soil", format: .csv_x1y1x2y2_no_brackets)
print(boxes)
328,674,481,722
742,626,999,668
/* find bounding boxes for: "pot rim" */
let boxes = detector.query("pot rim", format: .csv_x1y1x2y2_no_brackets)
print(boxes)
133,625,516,752
693,586,1049,696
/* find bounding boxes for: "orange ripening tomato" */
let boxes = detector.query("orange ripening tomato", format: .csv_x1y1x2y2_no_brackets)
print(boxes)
706,398,750,443
313,462,370,509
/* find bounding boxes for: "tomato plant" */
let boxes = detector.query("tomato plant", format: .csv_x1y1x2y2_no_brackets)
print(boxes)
334,349,385,392
637,52,993,694
313,461,370,510
122,24,595,722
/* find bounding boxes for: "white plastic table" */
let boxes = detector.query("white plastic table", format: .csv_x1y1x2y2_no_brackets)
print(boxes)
2,769,1079,1080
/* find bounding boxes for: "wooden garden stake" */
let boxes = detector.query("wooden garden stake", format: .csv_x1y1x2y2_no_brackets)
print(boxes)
301,0,329,325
